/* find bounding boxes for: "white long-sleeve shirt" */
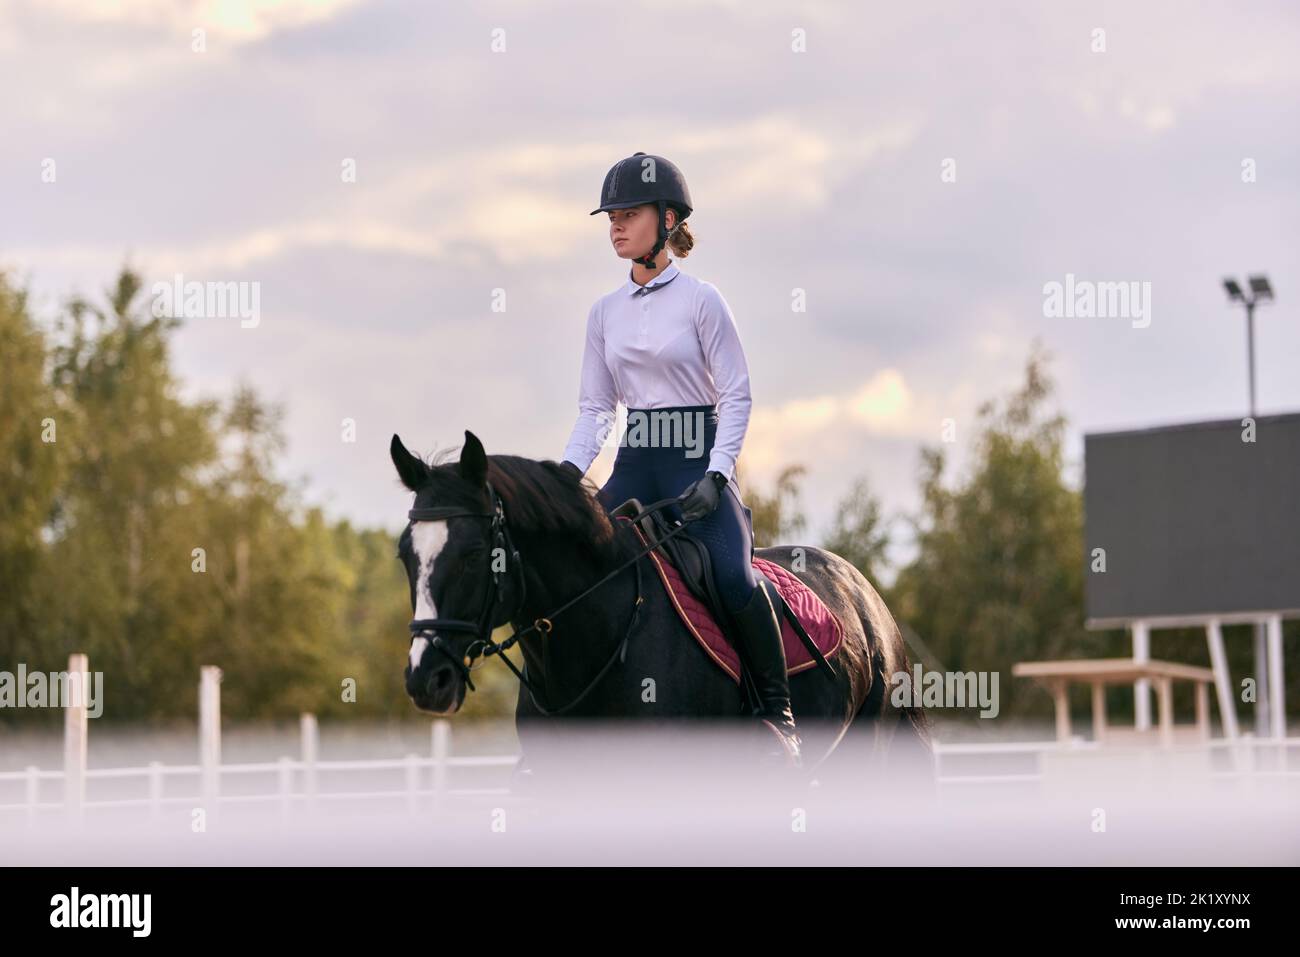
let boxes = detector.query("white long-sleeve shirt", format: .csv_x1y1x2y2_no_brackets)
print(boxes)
561,260,752,481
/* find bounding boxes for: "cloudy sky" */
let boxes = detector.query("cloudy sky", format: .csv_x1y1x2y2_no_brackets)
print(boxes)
4,0,1298,565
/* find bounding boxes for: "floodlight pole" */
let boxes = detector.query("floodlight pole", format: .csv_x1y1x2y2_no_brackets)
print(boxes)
1245,298,1257,419
1222,275,1277,741
1223,275,1273,419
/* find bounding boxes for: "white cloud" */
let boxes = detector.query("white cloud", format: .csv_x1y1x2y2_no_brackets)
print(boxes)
737,369,952,478
10,115,923,274
154,221,447,272
38,0,367,42
1144,106,1176,132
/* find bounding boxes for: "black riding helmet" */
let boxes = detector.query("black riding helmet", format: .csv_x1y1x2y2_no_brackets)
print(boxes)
591,152,692,271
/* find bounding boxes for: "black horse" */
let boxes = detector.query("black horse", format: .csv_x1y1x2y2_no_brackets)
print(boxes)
391,430,931,787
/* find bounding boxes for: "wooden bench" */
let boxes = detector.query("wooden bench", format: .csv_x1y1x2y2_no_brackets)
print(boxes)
1011,658,1217,748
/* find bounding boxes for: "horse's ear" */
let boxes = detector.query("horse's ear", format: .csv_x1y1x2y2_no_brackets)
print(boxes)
458,430,488,487
390,434,429,492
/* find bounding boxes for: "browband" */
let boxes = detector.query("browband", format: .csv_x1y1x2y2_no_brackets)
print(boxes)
408,507,492,522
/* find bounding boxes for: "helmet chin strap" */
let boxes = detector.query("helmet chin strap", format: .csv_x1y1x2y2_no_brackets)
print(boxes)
631,200,683,271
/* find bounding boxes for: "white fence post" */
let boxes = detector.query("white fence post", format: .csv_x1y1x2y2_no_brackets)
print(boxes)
63,653,89,817
1132,621,1151,731
1205,619,1239,745
1266,614,1286,742
1253,622,1270,736
300,713,318,812
431,720,450,809
199,666,222,810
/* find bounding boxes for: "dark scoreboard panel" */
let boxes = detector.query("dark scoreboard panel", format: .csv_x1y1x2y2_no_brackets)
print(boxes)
1083,413,1300,624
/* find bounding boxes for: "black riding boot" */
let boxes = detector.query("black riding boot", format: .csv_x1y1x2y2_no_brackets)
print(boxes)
729,582,802,767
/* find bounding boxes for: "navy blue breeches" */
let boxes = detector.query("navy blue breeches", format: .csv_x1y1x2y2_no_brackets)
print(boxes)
595,405,759,616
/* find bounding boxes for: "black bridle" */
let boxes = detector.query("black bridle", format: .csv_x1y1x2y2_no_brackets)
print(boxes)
406,480,521,679
406,481,691,717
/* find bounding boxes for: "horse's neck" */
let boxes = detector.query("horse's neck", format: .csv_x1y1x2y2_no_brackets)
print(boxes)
517,522,639,623
511,521,641,675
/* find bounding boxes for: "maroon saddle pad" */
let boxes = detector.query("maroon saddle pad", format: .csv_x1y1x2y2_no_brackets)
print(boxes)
623,518,844,684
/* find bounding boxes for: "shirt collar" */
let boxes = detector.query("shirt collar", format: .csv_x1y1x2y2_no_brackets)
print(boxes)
625,259,680,297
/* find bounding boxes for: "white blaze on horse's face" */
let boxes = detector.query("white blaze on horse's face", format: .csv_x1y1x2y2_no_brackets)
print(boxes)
409,636,429,671
408,519,451,670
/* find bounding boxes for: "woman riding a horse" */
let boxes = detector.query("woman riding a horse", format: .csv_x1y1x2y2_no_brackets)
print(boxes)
557,152,801,766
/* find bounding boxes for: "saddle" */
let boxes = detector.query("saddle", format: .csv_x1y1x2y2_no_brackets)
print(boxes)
611,497,728,618
610,498,842,690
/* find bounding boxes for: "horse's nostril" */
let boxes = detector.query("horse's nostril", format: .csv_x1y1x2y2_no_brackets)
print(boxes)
433,667,453,692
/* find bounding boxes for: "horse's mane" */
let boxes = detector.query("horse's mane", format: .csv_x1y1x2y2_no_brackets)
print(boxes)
417,447,624,563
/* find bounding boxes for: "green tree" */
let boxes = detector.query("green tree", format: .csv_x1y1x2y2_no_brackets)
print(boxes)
0,274,65,670
188,383,335,718
890,342,1089,719
3,265,574,724
39,270,223,715
822,475,891,587
741,463,807,548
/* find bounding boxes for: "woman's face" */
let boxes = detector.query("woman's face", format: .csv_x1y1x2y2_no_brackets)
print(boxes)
608,204,674,260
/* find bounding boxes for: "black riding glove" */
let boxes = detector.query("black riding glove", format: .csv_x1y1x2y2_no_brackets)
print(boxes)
678,470,727,523
558,460,583,481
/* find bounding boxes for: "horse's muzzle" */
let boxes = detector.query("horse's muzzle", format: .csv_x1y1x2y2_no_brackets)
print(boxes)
406,660,465,714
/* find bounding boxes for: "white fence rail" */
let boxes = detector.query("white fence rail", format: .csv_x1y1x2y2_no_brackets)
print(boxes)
3,656,1295,818
932,733,1300,789
0,752,519,820
0,655,518,820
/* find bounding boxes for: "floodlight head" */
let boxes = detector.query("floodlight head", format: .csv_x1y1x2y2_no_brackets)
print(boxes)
1223,278,1245,302
1248,275,1274,302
